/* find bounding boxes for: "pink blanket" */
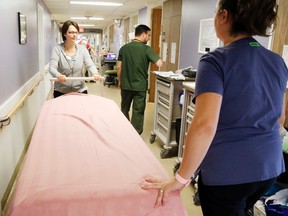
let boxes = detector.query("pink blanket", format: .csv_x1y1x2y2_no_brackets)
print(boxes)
8,93,187,216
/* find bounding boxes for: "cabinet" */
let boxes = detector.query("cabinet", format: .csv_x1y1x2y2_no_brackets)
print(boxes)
178,82,196,161
150,75,193,158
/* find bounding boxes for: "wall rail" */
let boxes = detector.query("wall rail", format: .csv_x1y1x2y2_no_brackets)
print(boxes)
0,75,43,129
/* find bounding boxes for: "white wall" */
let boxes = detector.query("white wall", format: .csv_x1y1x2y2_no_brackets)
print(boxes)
179,0,272,69
0,69,52,210
0,0,53,212
113,25,124,58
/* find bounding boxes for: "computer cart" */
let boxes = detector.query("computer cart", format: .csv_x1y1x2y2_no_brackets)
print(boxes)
177,82,196,160
174,81,200,205
150,74,194,158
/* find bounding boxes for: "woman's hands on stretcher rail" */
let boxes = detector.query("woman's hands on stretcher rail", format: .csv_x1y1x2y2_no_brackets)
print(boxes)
56,75,67,82
55,74,103,82
93,74,103,81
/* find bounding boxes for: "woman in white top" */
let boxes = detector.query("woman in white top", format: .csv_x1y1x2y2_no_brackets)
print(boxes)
49,20,101,98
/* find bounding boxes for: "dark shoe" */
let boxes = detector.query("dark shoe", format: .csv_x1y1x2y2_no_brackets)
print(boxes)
193,191,201,206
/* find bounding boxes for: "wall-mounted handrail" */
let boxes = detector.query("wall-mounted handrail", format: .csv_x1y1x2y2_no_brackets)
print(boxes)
0,75,43,129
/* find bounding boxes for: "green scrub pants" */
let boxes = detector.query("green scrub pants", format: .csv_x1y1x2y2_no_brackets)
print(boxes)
121,89,147,134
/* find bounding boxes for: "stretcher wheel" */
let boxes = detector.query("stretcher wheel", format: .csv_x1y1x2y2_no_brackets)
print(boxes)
150,132,156,144
160,148,170,159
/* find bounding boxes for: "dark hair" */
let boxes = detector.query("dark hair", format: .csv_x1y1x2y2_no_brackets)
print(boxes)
217,0,277,36
135,24,151,36
61,20,80,42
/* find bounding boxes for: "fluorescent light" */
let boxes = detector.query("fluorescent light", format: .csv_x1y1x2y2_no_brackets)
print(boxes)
89,17,104,20
70,17,104,21
70,1,122,6
71,17,87,20
78,24,95,27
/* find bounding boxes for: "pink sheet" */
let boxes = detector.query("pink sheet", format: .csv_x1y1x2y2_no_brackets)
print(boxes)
8,93,187,216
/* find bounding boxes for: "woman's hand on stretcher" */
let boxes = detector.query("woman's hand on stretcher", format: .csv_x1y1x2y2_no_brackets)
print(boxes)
141,176,185,208
93,74,103,81
56,75,67,82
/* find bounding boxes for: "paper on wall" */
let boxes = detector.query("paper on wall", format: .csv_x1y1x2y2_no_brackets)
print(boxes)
162,42,167,62
171,43,176,64
283,45,288,67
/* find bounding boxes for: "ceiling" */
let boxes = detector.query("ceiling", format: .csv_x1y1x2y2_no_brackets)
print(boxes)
43,0,164,30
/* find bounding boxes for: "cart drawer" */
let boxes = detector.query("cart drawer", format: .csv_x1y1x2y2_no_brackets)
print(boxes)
158,101,169,117
158,112,169,128
157,91,170,101
157,80,171,96
156,122,169,141
186,112,193,124
186,91,195,107
158,94,169,106
187,105,195,116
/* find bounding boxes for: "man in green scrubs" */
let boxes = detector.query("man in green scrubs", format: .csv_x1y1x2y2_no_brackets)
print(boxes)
117,24,163,134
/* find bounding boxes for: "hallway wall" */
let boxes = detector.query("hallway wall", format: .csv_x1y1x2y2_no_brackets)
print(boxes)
0,0,53,106
0,0,54,212
179,0,271,69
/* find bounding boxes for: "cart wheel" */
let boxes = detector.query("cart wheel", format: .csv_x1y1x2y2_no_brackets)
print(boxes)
193,190,201,206
150,133,156,144
173,161,181,174
160,148,171,159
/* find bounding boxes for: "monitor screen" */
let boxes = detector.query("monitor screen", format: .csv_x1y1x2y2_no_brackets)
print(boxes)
106,53,117,60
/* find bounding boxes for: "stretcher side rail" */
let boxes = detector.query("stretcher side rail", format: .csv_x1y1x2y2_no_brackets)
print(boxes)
50,76,104,82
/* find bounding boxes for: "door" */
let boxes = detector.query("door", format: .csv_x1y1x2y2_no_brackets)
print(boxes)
149,8,162,102
271,0,288,127
161,0,182,72
149,0,182,102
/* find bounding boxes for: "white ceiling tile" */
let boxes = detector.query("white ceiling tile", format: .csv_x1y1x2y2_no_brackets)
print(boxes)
43,0,164,29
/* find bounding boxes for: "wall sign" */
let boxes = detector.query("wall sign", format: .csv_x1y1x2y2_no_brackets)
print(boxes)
198,18,219,53
283,45,288,67
18,12,27,44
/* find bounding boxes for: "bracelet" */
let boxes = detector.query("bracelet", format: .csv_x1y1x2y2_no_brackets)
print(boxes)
175,173,191,186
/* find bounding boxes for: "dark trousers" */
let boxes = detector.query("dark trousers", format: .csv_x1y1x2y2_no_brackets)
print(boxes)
198,173,276,216
53,90,88,98
121,89,146,135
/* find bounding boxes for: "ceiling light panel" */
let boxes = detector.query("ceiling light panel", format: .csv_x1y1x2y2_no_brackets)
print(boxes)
78,24,96,27
70,1,123,6
89,17,104,20
70,17,87,20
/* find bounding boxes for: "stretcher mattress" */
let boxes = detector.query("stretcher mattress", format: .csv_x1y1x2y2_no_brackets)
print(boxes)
8,93,187,216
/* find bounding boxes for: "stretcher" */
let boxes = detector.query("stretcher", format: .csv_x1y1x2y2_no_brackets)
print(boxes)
7,89,187,215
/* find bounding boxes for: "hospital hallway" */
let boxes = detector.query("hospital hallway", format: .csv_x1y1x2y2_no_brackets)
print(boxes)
86,81,203,216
